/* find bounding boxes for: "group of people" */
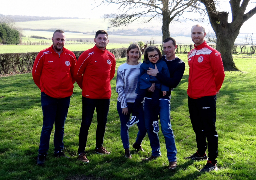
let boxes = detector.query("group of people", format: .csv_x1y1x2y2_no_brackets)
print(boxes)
32,24,225,173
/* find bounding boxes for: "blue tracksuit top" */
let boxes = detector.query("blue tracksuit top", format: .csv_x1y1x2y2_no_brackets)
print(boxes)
137,59,170,91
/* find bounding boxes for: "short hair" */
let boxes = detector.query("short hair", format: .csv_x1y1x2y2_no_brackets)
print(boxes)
144,46,162,64
163,37,177,46
191,24,205,33
53,29,64,37
126,44,141,63
95,30,108,38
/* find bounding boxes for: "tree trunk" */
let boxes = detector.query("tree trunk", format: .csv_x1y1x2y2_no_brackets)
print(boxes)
215,26,239,71
162,0,170,42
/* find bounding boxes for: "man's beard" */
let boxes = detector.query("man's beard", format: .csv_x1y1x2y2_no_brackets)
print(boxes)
54,45,63,52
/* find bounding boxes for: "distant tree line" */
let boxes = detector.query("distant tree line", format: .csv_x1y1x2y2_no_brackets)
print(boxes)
0,23,20,44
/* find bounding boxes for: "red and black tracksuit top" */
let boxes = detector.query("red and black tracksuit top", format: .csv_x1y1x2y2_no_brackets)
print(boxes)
32,45,77,98
74,45,116,99
187,41,225,99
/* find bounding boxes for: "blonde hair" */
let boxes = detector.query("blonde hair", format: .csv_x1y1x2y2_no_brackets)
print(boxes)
191,24,206,33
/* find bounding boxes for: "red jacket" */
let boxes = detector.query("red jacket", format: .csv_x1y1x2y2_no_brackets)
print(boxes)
32,45,77,98
75,45,116,99
187,41,225,99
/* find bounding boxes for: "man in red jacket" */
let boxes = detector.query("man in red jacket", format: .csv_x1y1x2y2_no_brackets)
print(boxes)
32,30,77,165
186,24,225,172
75,30,116,163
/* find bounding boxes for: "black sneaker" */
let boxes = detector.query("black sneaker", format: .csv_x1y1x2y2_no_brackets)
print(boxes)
185,151,207,160
37,154,46,166
126,116,139,128
143,155,161,161
133,143,144,152
125,149,132,159
54,151,69,158
200,160,217,172
152,121,159,134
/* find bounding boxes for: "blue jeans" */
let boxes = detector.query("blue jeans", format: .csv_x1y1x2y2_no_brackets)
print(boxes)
78,97,110,153
117,101,147,149
144,98,177,162
39,92,70,154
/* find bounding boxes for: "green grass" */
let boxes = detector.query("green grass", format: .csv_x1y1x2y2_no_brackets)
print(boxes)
0,55,256,179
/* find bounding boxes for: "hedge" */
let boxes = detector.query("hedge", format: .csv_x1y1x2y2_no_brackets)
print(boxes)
0,48,127,75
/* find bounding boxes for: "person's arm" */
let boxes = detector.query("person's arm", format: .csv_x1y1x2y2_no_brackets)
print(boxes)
74,52,89,89
157,62,185,88
135,63,148,93
116,67,128,109
69,52,77,84
159,61,170,92
110,55,116,80
32,51,44,89
210,51,225,92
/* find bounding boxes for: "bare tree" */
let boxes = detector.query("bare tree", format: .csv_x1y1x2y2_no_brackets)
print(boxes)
199,0,256,71
97,0,201,41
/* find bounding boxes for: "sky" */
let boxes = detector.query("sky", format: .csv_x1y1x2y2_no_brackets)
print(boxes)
0,0,114,18
0,0,256,39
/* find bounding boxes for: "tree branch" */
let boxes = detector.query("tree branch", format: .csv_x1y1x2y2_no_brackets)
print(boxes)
243,5,256,22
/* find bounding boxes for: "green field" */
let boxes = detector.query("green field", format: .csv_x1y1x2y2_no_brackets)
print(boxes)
0,55,256,179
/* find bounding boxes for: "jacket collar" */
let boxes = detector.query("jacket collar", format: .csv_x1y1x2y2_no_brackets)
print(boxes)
194,41,207,50
93,45,106,53
50,45,66,54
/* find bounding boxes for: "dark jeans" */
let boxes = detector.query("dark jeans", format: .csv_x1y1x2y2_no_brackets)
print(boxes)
133,88,160,123
144,98,177,162
39,92,70,154
78,97,110,154
188,95,218,163
117,101,147,149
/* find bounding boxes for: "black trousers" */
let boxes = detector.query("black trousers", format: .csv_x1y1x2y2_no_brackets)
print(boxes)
188,95,218,163
78,97,110,154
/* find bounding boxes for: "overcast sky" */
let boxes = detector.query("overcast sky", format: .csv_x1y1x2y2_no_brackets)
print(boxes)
0,0,256,35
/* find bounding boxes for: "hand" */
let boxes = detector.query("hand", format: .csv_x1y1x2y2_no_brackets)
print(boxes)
147,64,159,76
148,83,155,92
122,107,128,115
162,91,166,96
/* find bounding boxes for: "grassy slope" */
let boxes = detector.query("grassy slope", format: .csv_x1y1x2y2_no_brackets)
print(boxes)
0,55,255,179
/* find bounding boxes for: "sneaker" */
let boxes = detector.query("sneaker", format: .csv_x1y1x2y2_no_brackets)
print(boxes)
37,154,46,166
200,160,217,172
126,116,139,128
77,153,89,163
143,155,160,161
133,143,144,152
185,151,207,160
54,151,69,158
168,161,177,170
125,149,132,159
152,121,159,134
95,147,110,154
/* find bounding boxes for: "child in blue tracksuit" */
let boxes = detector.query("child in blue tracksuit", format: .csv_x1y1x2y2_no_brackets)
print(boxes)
126,46,170,133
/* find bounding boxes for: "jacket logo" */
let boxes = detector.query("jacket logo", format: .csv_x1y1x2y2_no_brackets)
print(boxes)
65,61,70,66
107,59,111,64
198,56,203,63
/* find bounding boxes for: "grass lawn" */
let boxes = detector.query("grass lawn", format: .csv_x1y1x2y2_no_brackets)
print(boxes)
0,55,255,180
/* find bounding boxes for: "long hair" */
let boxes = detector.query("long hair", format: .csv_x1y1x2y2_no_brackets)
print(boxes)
143,46,162,63
126,44,142,63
